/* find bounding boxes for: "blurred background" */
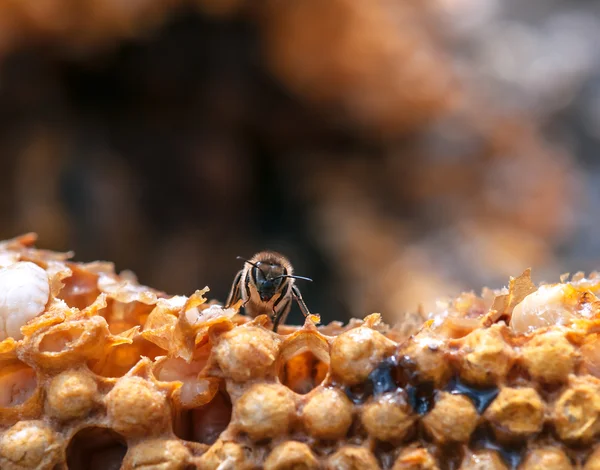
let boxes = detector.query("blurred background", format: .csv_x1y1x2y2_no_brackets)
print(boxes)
0,0,598,326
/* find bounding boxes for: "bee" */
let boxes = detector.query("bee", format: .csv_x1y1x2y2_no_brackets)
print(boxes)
226,251,313,332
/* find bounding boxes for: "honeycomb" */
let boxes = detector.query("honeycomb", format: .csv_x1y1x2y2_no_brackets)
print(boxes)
4,233,600,469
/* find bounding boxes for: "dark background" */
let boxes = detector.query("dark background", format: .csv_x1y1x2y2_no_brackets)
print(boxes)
0,0,599,326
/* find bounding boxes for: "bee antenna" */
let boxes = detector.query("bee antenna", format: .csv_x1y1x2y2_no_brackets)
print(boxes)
274,274,313,282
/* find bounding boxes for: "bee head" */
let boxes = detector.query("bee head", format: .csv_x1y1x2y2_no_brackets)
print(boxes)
253,262,286,301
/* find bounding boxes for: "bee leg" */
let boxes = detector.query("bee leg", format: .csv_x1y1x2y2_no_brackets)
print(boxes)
225,270,243,308
291,284,311,318
272,298,291,333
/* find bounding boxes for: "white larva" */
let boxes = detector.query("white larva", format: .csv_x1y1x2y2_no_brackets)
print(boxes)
510,284,575,334
0,261,50,341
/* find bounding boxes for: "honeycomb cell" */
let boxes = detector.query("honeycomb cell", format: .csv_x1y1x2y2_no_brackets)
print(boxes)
400,335,451,386
459,450,508,470
521,331,576,383
32,316,109,370
326,446,380,470
361,392,415,442
122,439,191,470
196,441,249,470
0,361,38,410
160,357,219,411
153,355,208,383
484,387,544,439
264,441,319,470
213,326,279,381
106,376,169,438
187,391,232,445
58,265,101,309
330,327,396,385
554,377,600,442
279,330,330,395
422,392,478,443
46,369,98,420
89,338,165,378
280,350,329,395
457,326,514,385
0,420,62,470
103,300,155,335
234,383,296,441
519,448,573,470
66,426,127,470
302,387,353,440
392,446,439,469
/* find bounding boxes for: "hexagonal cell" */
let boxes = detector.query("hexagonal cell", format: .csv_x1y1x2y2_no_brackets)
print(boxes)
123,439,193,470
0,420,63,469
280,350,329,395
101,299,155,335
87,338,164,378
39,324,88,353
153,355,209,384
46,369,99,421
32,317,110,370
58,267,101,310
174,390,232,445
155,355,219,412
278,332,330,395
66,427,127,470
0,361,37,407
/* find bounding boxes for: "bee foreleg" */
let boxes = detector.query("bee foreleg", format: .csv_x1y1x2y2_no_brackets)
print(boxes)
272,298,291,333
291,284,311,318
225,270,243,309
